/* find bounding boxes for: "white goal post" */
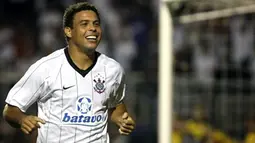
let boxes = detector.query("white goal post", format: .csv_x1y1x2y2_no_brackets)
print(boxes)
159,0,173,143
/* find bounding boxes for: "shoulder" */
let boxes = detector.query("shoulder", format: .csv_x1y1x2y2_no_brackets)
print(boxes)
27,48,65,77
37,48,65,67
98,53,125,75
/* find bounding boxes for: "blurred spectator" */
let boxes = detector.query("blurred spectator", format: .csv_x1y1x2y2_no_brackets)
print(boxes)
113,25,137,72
37,8,65,55
231,15,254,66
184,105,211,143
172,114,185,143
193,42,215,86
244,114,255,143
0,27,16,70
211,128,235,143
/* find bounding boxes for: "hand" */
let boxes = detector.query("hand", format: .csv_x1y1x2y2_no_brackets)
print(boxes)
118,112,135,135
20,115,45,134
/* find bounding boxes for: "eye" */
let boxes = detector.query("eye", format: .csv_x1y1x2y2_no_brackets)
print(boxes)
81,23,88,26
94,22,100,27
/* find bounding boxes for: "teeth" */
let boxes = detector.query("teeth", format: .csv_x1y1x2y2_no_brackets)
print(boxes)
86,36,97,39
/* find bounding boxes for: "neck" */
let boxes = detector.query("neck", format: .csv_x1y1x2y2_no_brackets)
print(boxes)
67,43,96,70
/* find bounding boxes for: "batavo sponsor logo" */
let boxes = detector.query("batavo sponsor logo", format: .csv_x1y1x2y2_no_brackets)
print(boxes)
61,96,106,126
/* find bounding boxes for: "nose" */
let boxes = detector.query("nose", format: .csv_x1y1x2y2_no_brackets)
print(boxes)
88,24,96,31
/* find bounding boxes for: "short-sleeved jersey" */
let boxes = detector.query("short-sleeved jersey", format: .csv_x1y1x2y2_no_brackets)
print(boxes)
5,48,126,143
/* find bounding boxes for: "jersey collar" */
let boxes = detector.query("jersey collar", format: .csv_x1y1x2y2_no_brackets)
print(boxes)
64,47,100,77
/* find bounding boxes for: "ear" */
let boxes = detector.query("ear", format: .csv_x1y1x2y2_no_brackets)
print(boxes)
64,27,72,38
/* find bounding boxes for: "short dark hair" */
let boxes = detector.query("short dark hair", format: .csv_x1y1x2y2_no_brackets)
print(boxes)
63,2,100,29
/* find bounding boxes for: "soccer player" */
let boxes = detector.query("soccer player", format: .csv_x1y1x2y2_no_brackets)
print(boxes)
2,2,135,143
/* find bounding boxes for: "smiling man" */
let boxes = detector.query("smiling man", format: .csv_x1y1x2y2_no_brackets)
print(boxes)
2,2,135,143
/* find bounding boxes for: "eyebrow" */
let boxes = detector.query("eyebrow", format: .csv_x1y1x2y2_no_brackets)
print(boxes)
79,20,100,23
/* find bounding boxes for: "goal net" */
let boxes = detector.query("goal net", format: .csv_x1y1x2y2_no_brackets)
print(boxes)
160,0,255,142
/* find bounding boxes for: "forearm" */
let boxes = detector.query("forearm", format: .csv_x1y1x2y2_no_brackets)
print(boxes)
110,103,127,125
3,104,27,128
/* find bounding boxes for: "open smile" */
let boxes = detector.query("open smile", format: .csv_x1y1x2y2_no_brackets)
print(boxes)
85,35,98,42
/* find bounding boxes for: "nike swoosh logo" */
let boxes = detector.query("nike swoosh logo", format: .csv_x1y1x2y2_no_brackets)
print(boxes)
63,85,75,90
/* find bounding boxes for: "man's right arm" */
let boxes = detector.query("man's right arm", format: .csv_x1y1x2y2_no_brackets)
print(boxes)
3,104,26,128
3,104,45,134
3,59,49,134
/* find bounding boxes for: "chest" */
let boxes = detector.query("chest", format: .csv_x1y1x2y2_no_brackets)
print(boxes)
43,66,115,114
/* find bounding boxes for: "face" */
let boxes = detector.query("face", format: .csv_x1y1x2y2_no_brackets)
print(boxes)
65,10,102,52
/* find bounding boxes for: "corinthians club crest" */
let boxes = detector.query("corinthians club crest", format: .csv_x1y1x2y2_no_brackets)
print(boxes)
93,73,106,94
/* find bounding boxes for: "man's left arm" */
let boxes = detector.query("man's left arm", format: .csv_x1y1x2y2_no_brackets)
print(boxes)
108,68,135,135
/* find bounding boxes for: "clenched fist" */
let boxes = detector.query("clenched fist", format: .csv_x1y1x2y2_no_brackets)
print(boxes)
118,112,135,135
20,115,45,134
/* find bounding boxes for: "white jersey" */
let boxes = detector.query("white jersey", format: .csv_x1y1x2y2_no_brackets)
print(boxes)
5,48,126,143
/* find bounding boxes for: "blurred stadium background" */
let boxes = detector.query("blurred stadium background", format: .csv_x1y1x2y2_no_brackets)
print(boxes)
0,0,158,143
0,0,255,143
169,0,255,143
